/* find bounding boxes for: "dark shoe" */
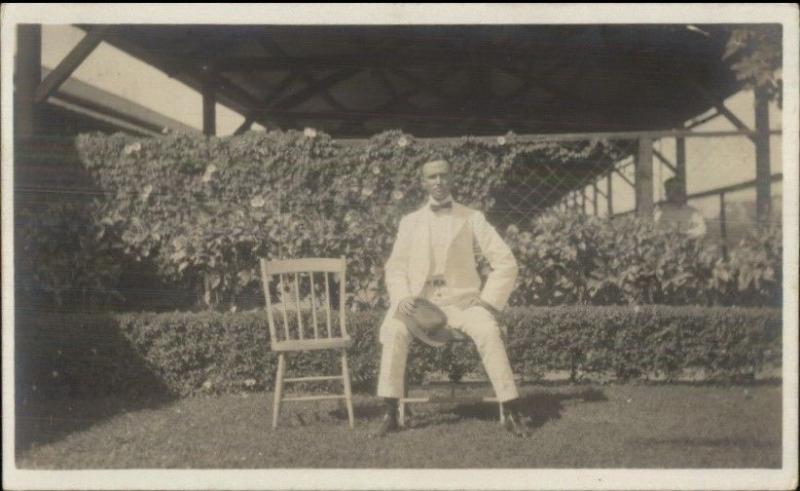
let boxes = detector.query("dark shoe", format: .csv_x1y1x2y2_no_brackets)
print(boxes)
371,398,400,437
372,413,400,438
503,410,532,438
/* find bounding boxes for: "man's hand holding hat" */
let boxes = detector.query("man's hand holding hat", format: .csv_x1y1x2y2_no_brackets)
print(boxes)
397,297,417,316
394,297,451,347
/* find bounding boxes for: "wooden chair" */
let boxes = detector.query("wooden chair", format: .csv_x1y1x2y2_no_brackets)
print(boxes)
398,327,507,427
259,257,354,429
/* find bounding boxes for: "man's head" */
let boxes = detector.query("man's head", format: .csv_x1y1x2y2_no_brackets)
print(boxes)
664,177,685,205
420,159,452,202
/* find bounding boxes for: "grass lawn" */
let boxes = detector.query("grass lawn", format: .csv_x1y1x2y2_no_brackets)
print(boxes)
16,382,781,468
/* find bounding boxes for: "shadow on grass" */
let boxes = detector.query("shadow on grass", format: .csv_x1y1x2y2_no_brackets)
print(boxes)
327,387,608,430
15,393,177,456
15,310,177,458
450,388,607,429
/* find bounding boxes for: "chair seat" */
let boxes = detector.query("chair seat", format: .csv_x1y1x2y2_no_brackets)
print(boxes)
272,337,352,352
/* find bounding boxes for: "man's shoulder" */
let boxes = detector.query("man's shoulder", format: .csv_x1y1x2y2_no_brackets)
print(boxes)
454,202,485,221
395,206,426,227
401,205,427,220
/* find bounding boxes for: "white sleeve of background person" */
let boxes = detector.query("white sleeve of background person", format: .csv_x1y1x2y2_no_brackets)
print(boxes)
689,210,708,239
471,211,518,311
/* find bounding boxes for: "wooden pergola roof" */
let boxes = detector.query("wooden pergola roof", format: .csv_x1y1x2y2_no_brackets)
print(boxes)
42,66,199,137
80,24,742,138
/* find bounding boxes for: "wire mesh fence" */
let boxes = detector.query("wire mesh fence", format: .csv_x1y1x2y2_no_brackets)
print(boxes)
501,131,784,253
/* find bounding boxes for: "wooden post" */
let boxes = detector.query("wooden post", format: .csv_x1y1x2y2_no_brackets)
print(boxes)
675,136,687,196
592,182,599,215
606,172,614,217
580,190,587,215
635,137,654,217
719,192,728,260
202,80,216,136
754,87,771,224
15,25,41,139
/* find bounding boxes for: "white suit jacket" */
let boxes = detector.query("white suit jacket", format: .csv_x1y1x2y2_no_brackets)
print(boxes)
379,201,518,344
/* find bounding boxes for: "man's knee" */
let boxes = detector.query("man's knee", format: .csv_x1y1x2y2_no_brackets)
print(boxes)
462,307,504,345
382,317,412,350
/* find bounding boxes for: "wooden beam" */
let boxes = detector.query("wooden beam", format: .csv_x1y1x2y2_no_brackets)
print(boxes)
606,172,614,216
94,28,252,117
684,78,756,143
635,137,654,217
675,136,687,197
214,53,507,72
372,69,400,98
254,107,555,127
15,24,41,139
35,26,110,103
234,116,254,136
92,27,281,133
754,86,772,223
338,128,781,146
716,102,756,143
392,68,464,108
392,65,549,133
686,110,721,129
498,64,611,121
686,173,782,200
337,86,420,134
259,37,350,113
240,72,301,130
592,182,599,215
653,148,677,174
594,183,607,199
202,81,216,136
264,68,361,113
46,97,161,137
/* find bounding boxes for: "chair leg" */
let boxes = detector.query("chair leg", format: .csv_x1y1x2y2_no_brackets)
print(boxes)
272,353,286,429
340,350,355,429
399,378,409,427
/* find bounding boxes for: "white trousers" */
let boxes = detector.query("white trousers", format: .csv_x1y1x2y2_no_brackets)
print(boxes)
376,294,519,402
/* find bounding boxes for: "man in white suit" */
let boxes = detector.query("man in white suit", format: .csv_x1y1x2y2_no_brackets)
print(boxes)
374,159,531,437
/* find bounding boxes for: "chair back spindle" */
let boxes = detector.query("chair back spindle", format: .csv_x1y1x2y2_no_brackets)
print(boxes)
259,257,350,349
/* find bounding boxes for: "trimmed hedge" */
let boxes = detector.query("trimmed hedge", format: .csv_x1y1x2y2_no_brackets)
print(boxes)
16,306,781,400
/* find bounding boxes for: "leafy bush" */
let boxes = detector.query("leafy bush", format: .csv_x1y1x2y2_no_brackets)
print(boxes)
506,211,782,307
17,131,782,311
15,199,125,309
16,306,781,400
18,130,618,311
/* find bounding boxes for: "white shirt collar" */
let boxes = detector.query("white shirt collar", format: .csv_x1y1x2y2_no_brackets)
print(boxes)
427,194,454,207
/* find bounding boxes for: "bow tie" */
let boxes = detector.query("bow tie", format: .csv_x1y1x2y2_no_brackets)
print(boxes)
430,201,452,213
